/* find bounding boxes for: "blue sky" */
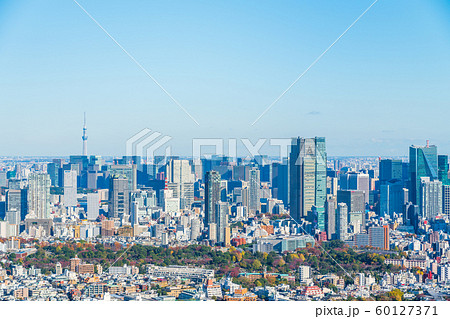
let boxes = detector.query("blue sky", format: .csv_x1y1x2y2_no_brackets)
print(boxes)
0,0,449,157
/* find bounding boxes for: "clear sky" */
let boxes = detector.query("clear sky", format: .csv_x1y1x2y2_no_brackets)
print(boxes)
0,0,449,157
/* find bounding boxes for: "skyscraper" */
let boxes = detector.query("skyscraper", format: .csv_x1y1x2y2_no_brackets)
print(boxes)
379,159,403,184
63,170,78,207
205,171,221,225
191,218,201,241
166,159,195,209
108,177,129,219
87,192,100,221
443,185,450,219
380,180,407,219
248,167,261,214
47,159,63,187
27,173,51,219
438,155,449,185
336,202,348,241
271,162,289,206
325,195,336,240
420,176,442,219
409,142,438,206
108,164,137,191
6,188,27,221
216,201,228,244
289,137,327,221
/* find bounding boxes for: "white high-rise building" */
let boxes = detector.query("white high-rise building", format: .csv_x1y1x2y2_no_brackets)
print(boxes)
420,177,442,219
191,218,201,241
87,192,99,221
64,170,78,207
166,160,195,209
28,173,51,219
336,202,348,241
299,265,312,284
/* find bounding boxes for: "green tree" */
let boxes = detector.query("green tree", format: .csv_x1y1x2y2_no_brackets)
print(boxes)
252,260,262,270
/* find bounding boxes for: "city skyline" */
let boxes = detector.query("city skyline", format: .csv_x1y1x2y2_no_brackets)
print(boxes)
3,0,450,307
1,1,450,156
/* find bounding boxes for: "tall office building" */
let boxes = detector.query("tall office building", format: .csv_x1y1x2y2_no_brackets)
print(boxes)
313,204,326,232
327,176,338,197
443,185,450,219
325,195,337,240
409,143,438,206
166,159,195,209
108,164,137,191
191,218,201,241
420,177,442,219
289,137,327,221
272,162,289,206
336,202,348,241
248,167,261,214
87,192,100,221
438,155,450,185
47,160,63,187
108,177,129,219
6,188,27,221
27,173,51,219
216,201,228,244
205,171,221,225
63,170,78,207
379,159,403,184
380,180,407,218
